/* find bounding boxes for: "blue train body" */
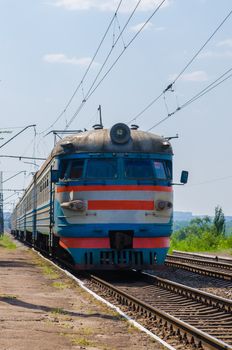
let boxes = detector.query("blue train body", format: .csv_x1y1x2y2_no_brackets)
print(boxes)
11,123,175,270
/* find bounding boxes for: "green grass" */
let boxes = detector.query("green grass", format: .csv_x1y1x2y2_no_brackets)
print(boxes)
170,233,232,254
0,294,18,299
41,265,59,279
0,235,16,249
34,260,59,279
52,281,69,289
71,337,93,347
51,308,67,315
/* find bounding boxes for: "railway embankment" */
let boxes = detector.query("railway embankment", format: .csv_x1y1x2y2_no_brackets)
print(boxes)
0,235,164,350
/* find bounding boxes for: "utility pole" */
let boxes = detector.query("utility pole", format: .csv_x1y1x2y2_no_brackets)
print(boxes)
0,171,4,236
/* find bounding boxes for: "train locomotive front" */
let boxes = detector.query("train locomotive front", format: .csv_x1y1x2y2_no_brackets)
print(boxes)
52,123,173,269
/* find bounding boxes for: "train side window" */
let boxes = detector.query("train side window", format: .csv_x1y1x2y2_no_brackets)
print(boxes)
70,160,84,179
124,159,154,179
153,161,167,179
86,159,118,178
60,160,70,179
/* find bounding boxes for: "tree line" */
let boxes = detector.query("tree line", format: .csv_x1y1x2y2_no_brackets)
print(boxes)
170,206,232,253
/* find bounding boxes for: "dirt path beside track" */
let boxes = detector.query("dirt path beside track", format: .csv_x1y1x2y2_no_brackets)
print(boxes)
0,238,164,350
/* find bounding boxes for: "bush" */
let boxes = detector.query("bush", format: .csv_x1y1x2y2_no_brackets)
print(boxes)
170,213,232,254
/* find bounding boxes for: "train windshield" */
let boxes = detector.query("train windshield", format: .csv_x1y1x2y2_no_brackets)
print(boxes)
60,159,84,179
70,160,84,179
153,161,167,179
125,159,154,179
124,159,171,180
86,159,118,178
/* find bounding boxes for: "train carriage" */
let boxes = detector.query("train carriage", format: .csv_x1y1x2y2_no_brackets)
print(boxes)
11,123,187,270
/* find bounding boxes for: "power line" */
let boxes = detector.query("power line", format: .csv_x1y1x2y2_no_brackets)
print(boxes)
180,67,232,109
166,8,232,89
65,0,167,130
127,92,164,124
82,0,143,103
0,155,46,161
41,0,124,134
3,171,26,184
189,175,232,187
64,0,145,130
4,192,20,201
127,8,232,125
147,67,232,131
0,124,36,150
2,189,25,192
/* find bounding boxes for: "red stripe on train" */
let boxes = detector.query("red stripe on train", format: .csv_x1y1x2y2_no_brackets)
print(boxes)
57,185,172,193
88,200,155,211
133,237,170,248
59,237,170,249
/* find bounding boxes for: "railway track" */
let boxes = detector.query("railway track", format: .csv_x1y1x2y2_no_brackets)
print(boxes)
87,271,232,350
166,252,232,281
172,251,232,265
13,235,232,349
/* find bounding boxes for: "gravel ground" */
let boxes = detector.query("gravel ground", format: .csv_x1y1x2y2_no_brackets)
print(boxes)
0,240,166,350
147,266,232,300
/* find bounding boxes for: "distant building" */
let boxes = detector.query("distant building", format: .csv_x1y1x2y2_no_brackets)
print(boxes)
174,211,193,222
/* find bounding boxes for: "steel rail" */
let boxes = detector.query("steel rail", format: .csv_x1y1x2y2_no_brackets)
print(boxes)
167,255,232,271
90,274,232,350
165,259,232,281
142,273,232,313
172,251,232,265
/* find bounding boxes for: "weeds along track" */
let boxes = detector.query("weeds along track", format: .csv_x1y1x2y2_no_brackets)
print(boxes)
86,271,232,350
166,252,232,281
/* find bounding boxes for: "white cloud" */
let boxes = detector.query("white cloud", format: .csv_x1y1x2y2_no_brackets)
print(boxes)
43,54,99,66
53,0,170,13
154,26,165,31
170,70,208,82
181,71,208,82
129,22,165,32
130,21,153,32
199,50,232,59
217,38,232,48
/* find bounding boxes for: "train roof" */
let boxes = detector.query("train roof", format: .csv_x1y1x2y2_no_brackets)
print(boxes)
13,124,173,207
51,124,173,157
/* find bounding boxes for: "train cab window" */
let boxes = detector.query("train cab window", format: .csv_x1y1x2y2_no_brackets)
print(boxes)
70,160,84,179
153,161,167,179
86,159,117,178
165,160,172,179
60,160,70,179
125,159,154,179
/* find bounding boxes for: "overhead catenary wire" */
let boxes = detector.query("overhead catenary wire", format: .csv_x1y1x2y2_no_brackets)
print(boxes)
0,124,36,150
166,8,232,89
188,175,232,187
41,0,124,134
128,7,232,125
4,192,20,201
64,0,145,130
180,67,232,109
65,0,167,130
81,0,143,103
147,67,232,131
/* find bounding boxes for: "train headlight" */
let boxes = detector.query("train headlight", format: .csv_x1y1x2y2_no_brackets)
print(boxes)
61,200,86,212
110,123,131,144
156,200,173,211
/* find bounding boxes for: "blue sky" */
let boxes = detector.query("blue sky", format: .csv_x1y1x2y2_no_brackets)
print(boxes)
0,0,232,215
